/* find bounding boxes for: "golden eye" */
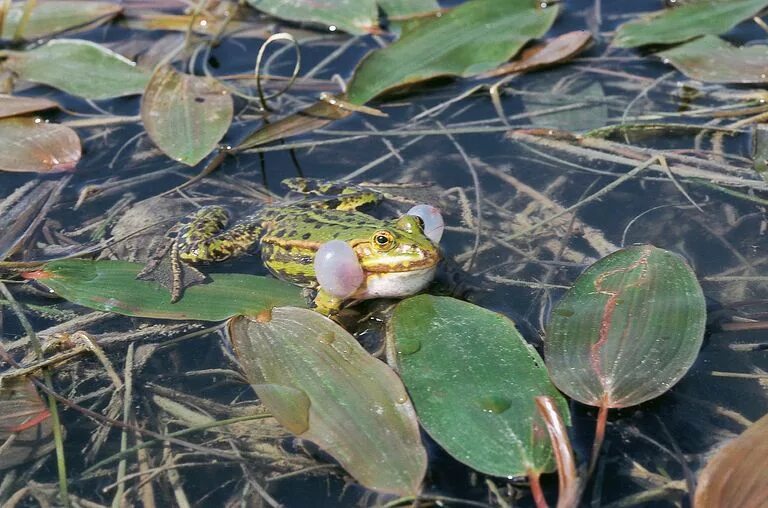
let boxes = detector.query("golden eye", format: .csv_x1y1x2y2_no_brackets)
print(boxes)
372,230,394,251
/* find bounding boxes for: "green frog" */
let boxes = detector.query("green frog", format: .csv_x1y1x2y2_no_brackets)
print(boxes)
139,178,443,315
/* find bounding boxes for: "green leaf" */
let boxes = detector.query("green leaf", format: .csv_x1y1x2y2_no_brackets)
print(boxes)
1,0,121,40
544,245,706,408
390,295,569,477
141,66,233,165
379,0,439,17
4,39,151,100
346,0,560,104
244,0,379,34
657,35,768,84
228,308,426,495
0,117,80,173
613,0,768,48
26,260,306,321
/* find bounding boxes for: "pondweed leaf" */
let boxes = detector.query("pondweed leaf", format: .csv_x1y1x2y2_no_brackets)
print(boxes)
228,308,426,495
613,0,768,48
141,66,233,165
389,295,569,478
545,245,706,408
658,35,768,84
0,95,58,119
245,0,379,34
240,0,560,147
1,0,121,40
0,377,54,471
694,412,768,508
0,117,80,173
4,39,151,100
346,0,560,104
25,260,305,321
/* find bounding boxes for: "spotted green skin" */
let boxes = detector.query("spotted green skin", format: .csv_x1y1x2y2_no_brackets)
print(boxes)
174,180,440,314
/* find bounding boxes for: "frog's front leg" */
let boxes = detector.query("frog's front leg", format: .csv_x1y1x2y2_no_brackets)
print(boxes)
312,289,345,316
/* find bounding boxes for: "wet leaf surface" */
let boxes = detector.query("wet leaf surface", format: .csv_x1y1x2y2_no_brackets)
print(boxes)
0,117,80,173
229,307,426,495
389,295,568,477
244,0,379,34
25,260,306,321
4,39,151,100
379,0,439,17
0,95,58,119
141,66,233,165
613,0,768,48
658,35,768,84
1,0,121,40
346,0,560,104
0,377,54,471
694,411,768,508
545,245,706,408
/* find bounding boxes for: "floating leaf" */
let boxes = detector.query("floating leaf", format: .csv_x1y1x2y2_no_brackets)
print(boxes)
24,260,306,321
522,73,607,132
0,377,54,471
245,0,379,34
0,117,80,173
694,412,768,508
141,66,233,165
389,295,568,477
379,0,439,18
236,98,351,150
346,0,560,104
658,35,768,84
1,0,121,40
228,308,426,495
544,245,706,408
0,94,58,119
4,39,151,100
479,30,592,78
613,0,768,48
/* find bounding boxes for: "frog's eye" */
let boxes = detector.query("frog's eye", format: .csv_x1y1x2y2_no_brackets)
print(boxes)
372,230,395,251
406,204,444,244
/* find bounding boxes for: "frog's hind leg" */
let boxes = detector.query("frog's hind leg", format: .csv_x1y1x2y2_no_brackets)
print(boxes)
281,177,381,211
138,206,263,302
176,206,263,263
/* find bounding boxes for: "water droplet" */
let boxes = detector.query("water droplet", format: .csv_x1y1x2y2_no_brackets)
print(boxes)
398,337,421,355
477,395,512,414
328,25,337,32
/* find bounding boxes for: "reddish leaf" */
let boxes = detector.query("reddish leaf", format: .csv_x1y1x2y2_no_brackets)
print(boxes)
0,117,80,173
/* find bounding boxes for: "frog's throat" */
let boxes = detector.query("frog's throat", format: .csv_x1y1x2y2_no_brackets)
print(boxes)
353,266,437,300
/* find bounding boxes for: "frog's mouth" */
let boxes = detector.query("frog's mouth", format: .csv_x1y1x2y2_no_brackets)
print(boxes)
353,266,437,300
354,243,441,273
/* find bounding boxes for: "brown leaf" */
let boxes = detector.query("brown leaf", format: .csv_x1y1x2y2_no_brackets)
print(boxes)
0,377,55,471
694,412,768,508
0,95,58,119
480,30,592,78
0,117,81,173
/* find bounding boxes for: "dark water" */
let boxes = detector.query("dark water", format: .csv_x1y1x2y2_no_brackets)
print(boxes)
1,0,767,506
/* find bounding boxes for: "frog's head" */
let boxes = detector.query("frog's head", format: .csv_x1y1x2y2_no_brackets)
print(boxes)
353,215,440,273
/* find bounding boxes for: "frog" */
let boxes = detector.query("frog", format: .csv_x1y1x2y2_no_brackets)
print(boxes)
137,178,444,316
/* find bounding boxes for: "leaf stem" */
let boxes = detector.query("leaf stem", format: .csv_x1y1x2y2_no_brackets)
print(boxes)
528,470,549,508
588,399,610,478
